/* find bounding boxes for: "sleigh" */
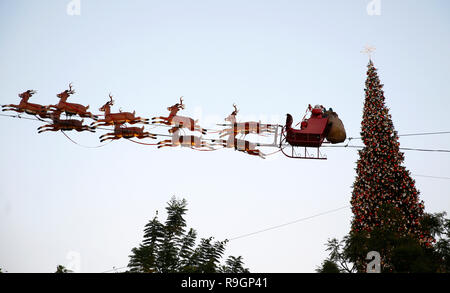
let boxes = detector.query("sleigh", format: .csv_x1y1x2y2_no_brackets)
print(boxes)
280,105,332,159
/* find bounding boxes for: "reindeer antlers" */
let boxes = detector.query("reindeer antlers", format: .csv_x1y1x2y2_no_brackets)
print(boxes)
178,96,185,109
232,103,239,115
68,82,75,94
108,93,115,105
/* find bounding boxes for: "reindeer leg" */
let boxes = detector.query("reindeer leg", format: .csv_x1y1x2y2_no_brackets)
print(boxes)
198,126,207,135
219,130,232,138
157,142,179,149
90,120,103,127
100,136,113,142
152,119,170,125
99,135,112,142
37,124,52,131
247,150,266,159
100,137,112,142
1,106,14,111
35,114,47,122
90,119,109,127
99,132,115,139
151,117,162,124
138,133,152,140
141,119,150,125
144,132,157,139
2,107,22,113
92,122,110,127
136,117,149,124
74,125,89,132
201,141,215,150
169,126,181,133
156,139,171,146
256,150,266,159
151,116,168,123
194,125,207,135
100,134,120,142
211,139,225,147
37,128,50,133
86,112,97,121
88,113,98,121
38,125,56,133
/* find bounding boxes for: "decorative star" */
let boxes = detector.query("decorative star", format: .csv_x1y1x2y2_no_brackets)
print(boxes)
361,45,376,59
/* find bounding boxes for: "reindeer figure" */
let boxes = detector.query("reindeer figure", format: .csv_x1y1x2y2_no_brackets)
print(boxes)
37,109,96,133
157,128,214,150
220,104,276,138
92,94,149,127
2,90,50,119
99,123,157,142
152,97,207,135
48,83,98,120
212,135,266,159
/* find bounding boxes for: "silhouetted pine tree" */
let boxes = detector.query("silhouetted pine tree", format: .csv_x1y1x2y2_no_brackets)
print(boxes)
55,265,72,273
127,196,249,273
220,256,250,273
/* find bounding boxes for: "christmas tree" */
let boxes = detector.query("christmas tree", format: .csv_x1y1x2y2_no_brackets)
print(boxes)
349,60,434,271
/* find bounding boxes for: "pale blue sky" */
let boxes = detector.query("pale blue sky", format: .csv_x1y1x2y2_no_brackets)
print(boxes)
0,0,449,272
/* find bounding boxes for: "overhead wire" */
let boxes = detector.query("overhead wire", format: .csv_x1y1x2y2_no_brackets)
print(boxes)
100,204,350,272
100,266,128,273
93,124,450,271
347,130,450,141
322,144,450,153
99,166,450,273
3,112,449,148
60,130,112,148
412,174,450,180
5,101,450,273
0,112,49,122
227,205,350,241
2,109,450,172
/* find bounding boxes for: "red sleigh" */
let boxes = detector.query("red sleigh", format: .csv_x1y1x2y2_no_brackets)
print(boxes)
280,105,332,159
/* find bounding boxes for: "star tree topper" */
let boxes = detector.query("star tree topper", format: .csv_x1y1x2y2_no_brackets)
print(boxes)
361,45,376,60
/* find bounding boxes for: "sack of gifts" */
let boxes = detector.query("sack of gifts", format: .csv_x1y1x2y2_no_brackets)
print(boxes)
325,110,346,144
